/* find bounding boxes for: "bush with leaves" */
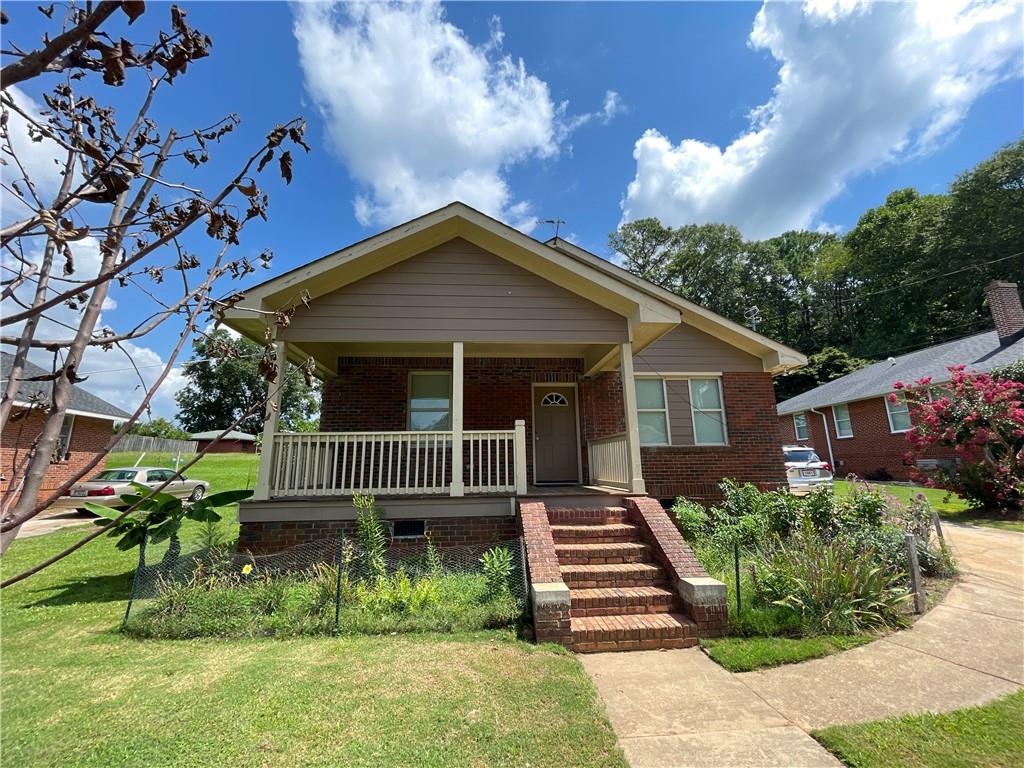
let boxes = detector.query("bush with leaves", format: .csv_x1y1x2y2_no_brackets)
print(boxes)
672,497,710,541
481,546,514,599
352,493,386,581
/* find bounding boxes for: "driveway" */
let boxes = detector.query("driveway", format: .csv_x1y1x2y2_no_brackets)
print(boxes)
582,523,1024,767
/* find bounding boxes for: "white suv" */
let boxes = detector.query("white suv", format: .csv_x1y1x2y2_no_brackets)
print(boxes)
783,445,833,495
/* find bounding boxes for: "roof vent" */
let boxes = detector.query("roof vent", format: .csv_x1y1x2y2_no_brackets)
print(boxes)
984,281,1024,346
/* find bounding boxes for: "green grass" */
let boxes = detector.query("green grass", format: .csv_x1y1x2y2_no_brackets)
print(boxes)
834,480,1024,533
701,635,873,672
3,454,626,768
814,690,1024,768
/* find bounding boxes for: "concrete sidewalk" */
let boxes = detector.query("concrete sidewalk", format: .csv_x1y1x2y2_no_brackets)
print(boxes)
583,523,1024,767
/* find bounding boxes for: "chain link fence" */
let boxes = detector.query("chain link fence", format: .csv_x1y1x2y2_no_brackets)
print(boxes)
122,531,528,638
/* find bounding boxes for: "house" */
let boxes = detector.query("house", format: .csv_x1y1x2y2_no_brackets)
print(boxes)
1,351,130,502
778,281,1024,480
190,429,257,454
220,202,805,650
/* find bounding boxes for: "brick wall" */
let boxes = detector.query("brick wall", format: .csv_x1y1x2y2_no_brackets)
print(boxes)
323,356,584,485
196,439,256,454
1,408,112,502
238,514,517,554
779,397,958,481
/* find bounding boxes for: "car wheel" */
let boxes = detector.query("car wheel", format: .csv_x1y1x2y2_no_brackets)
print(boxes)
189,485,206,502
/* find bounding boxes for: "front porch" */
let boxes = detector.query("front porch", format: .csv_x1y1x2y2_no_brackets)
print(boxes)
252,340,649,503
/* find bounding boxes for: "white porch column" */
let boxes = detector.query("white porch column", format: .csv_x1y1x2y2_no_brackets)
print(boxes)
450,341,465,497
514,419,528,495
619,341,647,495
253,337,288,501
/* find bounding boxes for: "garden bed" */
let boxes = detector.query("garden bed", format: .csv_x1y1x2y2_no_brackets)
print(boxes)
674,480,957,672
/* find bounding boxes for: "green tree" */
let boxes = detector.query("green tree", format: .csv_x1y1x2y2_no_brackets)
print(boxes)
175,330,319,436
608,218,675,287
774,347,872,404
127,418,191,441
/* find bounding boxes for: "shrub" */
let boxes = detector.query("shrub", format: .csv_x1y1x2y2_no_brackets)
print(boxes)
672,497,710,541
480,546,514,598
901,366,1024,512
353,493,386,580
751,523,911,634
864,468,894,482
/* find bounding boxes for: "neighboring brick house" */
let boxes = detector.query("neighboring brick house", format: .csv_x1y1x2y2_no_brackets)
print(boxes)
221,202,805,650
1,352,130,503
190,430,257,454
778,281,1024,481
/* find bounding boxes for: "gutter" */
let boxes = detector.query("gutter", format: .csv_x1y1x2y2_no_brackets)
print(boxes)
810,407,836,471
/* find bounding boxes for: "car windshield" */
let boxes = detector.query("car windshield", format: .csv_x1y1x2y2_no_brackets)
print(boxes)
90,470,138,482
784,449,820,463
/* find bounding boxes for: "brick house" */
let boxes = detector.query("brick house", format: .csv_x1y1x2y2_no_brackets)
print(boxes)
220,202,805,650
778,281,1024,481
190,430,257,454
1,352,129,503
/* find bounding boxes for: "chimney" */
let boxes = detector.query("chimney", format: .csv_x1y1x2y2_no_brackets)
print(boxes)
985,281,1024,346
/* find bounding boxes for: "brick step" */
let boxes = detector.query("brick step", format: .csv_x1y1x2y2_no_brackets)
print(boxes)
546,506,627,525
570,586,678,617
571,612,699,652
560,562,665,588
555,541,652,565
550,522,641,544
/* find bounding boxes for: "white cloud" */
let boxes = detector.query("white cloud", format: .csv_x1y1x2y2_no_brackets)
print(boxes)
621,0,1023,239
293,1,612,231
1,86,68,224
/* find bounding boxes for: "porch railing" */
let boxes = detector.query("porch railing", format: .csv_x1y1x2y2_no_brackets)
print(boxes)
265,421,526,498
588,432,630,489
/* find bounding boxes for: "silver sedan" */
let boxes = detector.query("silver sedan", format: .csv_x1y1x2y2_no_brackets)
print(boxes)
57,467,208,509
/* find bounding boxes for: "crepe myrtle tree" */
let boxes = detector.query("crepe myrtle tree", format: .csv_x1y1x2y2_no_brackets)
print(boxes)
898,366,1024,513
0,2,314,562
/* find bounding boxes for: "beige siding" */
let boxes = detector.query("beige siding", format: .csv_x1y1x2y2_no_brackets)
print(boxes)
634,323,762,373
282,238,628,343
663,379,695,445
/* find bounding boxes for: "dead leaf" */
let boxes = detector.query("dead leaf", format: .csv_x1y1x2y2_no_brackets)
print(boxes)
121,1,145,24
279,150,292,185
256,149,274,173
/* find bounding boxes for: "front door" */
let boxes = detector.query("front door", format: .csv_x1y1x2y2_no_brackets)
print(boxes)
533,385,579,483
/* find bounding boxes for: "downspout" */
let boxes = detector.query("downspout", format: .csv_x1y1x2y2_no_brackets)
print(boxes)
810,407,835,471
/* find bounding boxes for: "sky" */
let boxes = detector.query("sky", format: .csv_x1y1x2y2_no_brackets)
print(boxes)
2,0,1022,421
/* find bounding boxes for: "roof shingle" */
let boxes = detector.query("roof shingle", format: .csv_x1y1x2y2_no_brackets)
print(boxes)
1,352,131,421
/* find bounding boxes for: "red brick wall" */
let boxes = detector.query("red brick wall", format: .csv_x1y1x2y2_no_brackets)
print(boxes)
578,371,786,502
238,515,517,554
778,398,958,481
196,439,256,454
1,408,112,502
323,356,584,485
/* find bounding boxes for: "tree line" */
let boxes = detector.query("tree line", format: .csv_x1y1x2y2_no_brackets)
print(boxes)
610,139,1024,402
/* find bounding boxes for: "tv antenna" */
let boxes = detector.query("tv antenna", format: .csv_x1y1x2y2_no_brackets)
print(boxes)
744,305,762,332
541,218,566,242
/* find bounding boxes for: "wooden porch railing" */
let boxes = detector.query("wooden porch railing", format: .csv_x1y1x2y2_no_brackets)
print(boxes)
262,420,527,498
587,432,630,489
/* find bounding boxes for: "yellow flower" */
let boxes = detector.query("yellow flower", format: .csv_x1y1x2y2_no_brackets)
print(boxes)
241,564,253,575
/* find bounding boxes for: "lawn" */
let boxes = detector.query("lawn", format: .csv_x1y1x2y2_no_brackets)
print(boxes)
814,690,1024,768
702,635,872,673
2,452,626,768
834,480,1024,533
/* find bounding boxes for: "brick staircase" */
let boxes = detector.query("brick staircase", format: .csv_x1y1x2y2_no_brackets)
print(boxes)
548,506,699,652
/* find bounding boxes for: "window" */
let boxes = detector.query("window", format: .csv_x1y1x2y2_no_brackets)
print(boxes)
689,378,727,445
885,392,912,433
408,372,451,431
635,378,670,445
392,519,426,539
793,412,809,441
832,403,854,438
784,448,820,463
540,392,569,406
54,414,75,461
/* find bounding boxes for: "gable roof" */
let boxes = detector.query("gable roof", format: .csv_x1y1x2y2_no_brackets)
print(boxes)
221,202,805,374
1,352,131,421
777,330,1024,415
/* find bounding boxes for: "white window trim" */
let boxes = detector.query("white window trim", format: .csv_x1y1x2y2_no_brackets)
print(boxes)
406,371,453,432
832,403,854,439
885,393,912,434
56,413,75,461
636,377,671,446
688,377,728,446
793,412,809,441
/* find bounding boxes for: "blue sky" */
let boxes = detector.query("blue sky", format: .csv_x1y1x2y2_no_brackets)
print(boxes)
2,1,1022,419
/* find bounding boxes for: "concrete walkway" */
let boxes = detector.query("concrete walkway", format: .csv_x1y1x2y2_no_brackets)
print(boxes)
582,523,1024,767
